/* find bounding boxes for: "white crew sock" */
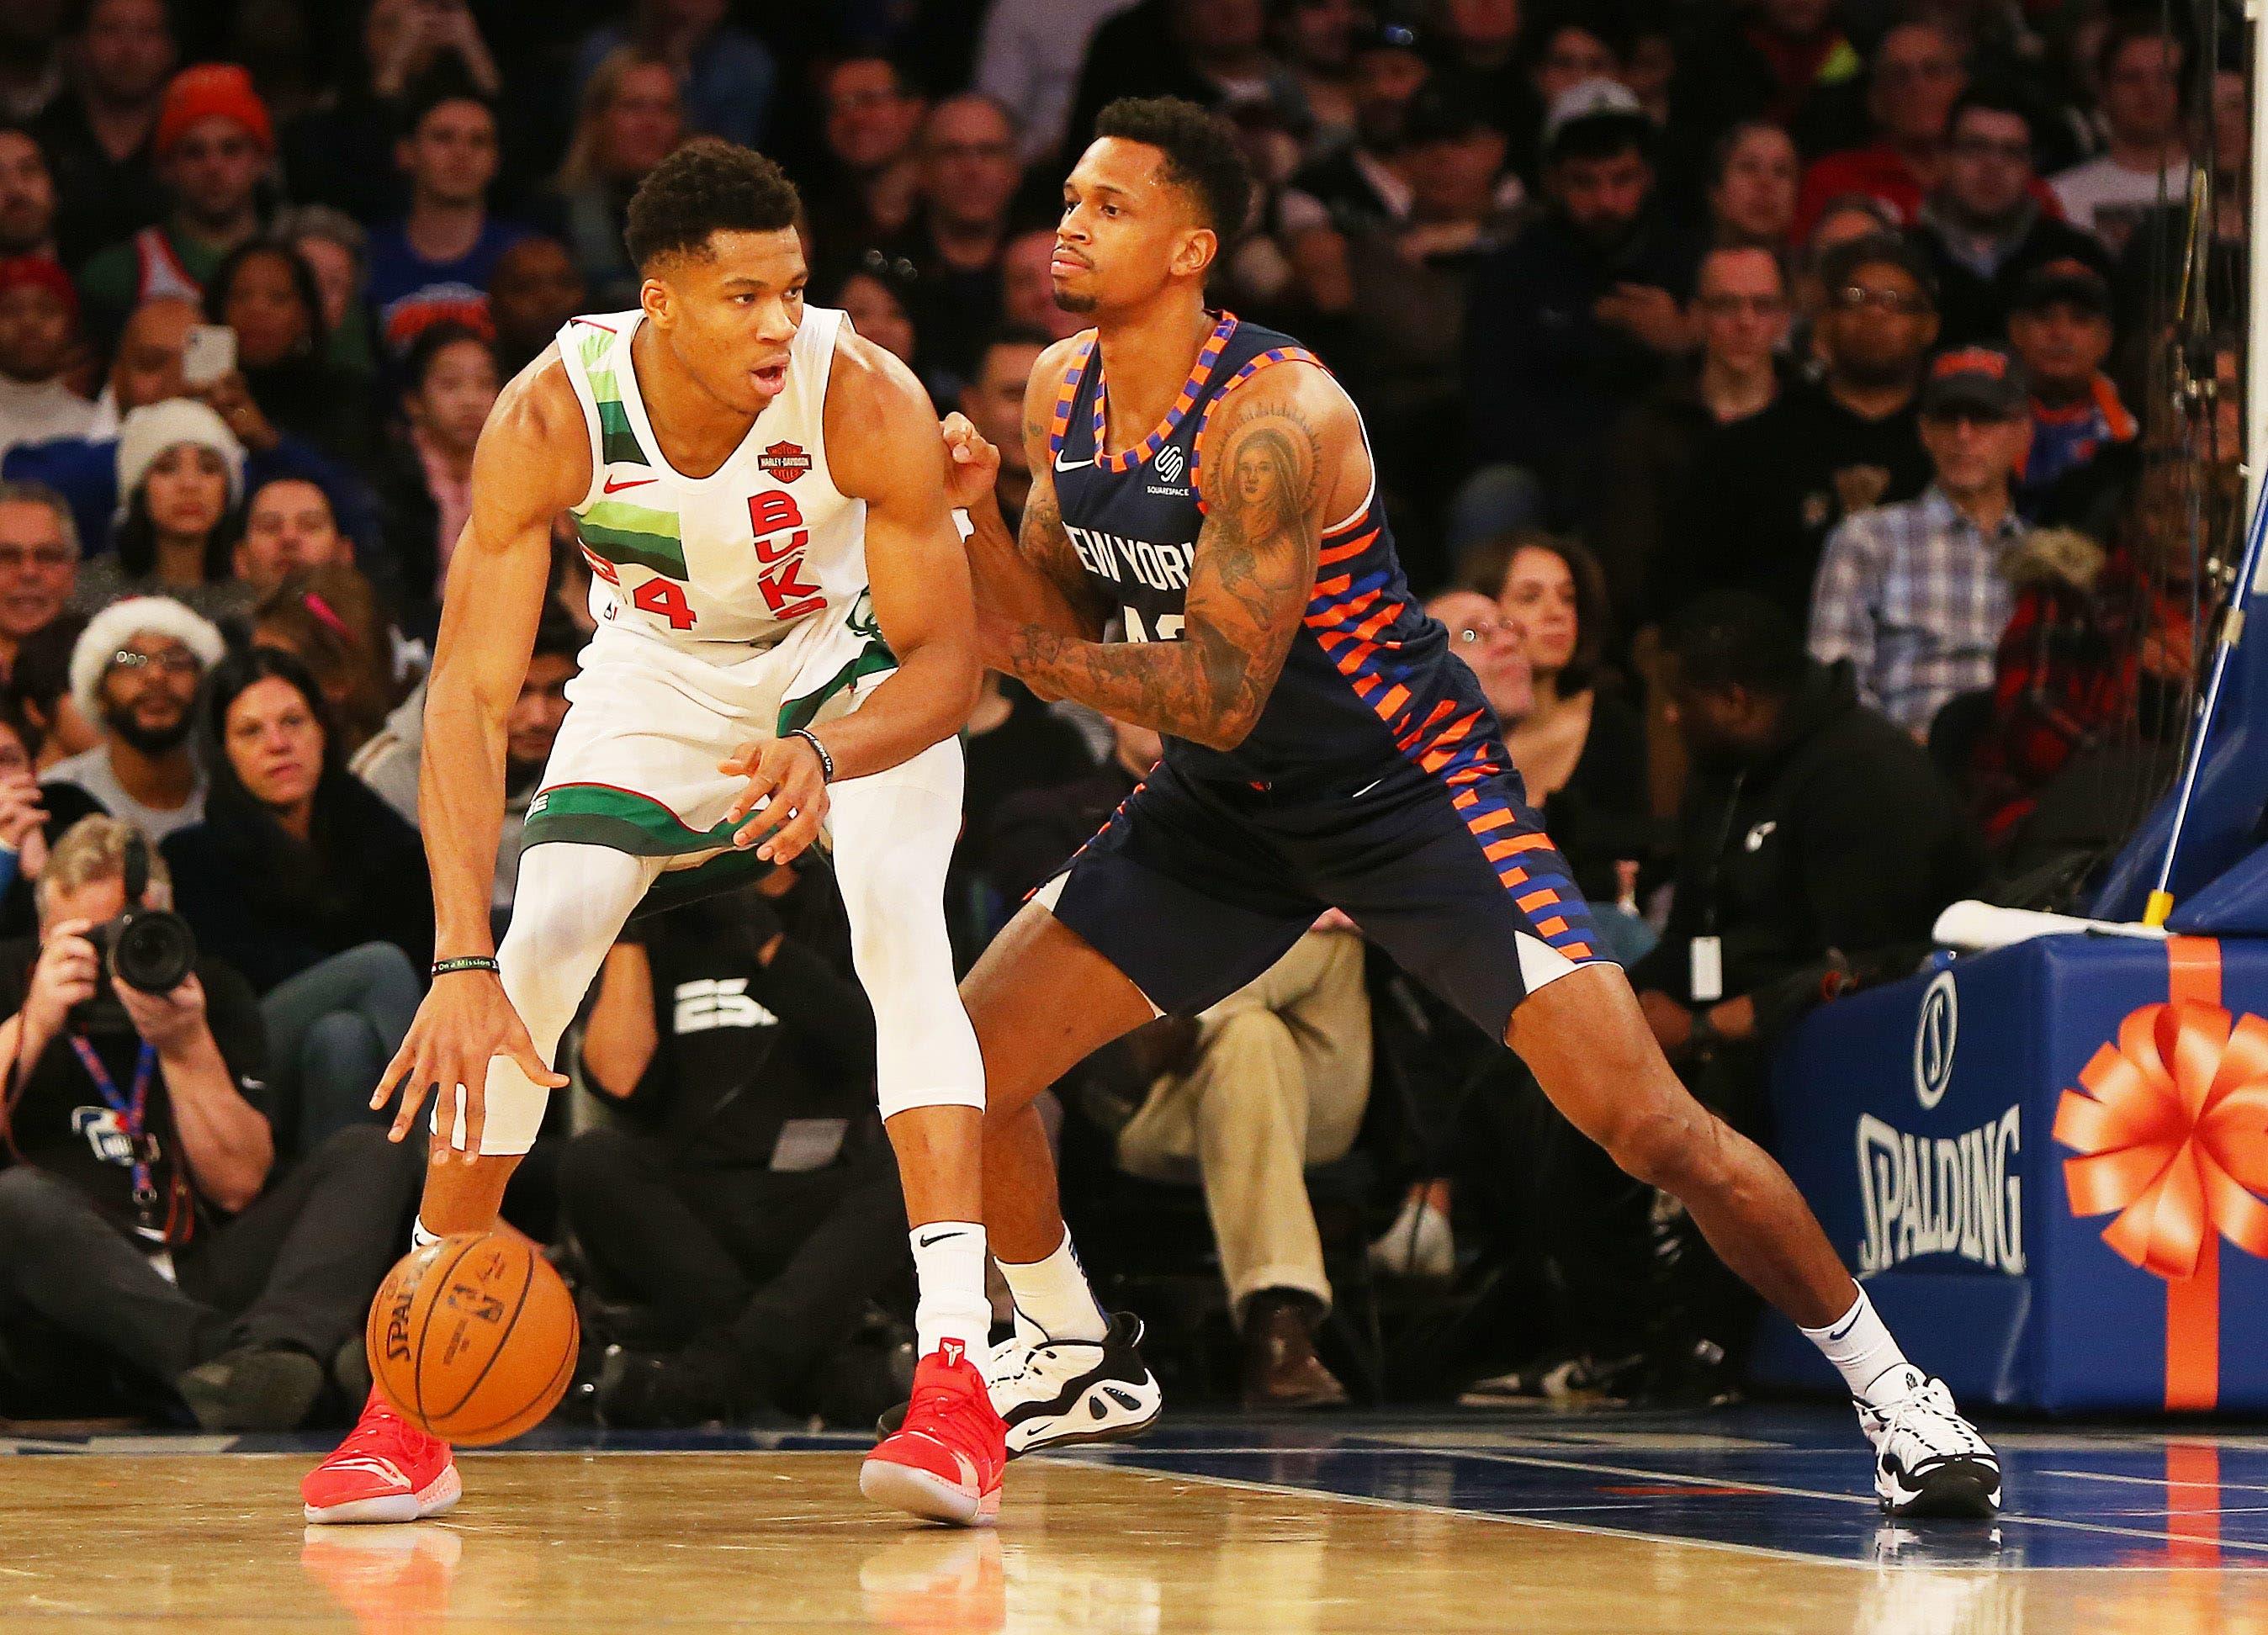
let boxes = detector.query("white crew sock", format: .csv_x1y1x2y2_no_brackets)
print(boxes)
910,1222,994,1365
1800,1286,1918,1404
996,1229,1107,1343
410,1216,442,1251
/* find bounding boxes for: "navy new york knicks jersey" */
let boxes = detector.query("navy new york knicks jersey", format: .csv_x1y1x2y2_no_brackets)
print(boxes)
1046,311,1502,793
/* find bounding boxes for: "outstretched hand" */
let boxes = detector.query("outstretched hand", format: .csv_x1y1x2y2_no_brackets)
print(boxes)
372,971,566,1163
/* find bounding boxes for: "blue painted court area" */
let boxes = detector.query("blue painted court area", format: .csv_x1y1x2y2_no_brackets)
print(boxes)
1059,1406,2268,1570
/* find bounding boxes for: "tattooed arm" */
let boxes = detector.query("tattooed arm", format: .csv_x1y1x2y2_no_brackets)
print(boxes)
984,362,1350,753
943,335,1111,643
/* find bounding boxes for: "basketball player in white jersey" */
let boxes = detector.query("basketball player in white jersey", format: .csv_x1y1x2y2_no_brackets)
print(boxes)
300,140,1009,1527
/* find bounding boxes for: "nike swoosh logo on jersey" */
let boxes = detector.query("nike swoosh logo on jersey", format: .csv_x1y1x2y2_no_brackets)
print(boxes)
602,473,657,493
1053,452,1094,472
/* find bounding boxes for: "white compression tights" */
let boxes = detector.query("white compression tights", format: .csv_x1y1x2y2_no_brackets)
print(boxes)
446,735,984,1156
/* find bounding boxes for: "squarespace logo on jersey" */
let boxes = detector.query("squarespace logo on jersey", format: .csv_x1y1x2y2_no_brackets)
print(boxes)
1852,971,2027,1277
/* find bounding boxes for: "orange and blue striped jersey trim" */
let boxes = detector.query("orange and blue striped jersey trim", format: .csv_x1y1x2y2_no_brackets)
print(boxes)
1045,333,1096,458
1301,503,1598,964
1080,310,1237,474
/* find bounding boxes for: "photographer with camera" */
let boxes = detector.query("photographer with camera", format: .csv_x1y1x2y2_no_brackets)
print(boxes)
0,816,419,1429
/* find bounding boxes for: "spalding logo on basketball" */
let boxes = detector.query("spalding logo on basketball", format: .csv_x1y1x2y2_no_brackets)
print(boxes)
367,1232,580,1446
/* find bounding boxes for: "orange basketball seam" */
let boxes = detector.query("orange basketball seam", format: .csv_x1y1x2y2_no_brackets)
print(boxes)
429,1238,538,1426
452,1300,580,1444
407,1236,481,1431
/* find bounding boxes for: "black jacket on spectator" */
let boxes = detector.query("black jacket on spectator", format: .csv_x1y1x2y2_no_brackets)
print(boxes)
163,775,433,997
1465,208,1700,525
1663,378,1930,626
1538,690,1655,903
1628,661,1984,1035
607,869,876,1172
35,99,166,270
0,942,267,1242
1913,205,2110,347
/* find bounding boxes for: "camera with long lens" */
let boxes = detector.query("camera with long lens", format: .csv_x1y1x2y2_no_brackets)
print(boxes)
68,834,197,1034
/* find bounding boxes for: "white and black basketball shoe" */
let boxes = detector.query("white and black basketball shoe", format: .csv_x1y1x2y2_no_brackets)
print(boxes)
1858,1367,2001,1518
880,1312,1163,1458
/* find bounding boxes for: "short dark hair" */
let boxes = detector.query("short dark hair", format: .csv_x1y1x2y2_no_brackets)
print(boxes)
623,138,802,272
1666,591,1806,698
1549,113,1651,167
1453,529,1614,693
531,612,582,664
2097,15,2186,86
1093,97,1253,236
1946,83,2038,147
403,319,495,394
399,63,494,141
1819,230,1938,306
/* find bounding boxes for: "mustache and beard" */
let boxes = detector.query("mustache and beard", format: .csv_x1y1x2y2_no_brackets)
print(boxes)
102,692,193,757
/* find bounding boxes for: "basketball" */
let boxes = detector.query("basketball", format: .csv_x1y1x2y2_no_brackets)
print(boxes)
365,1232,580,1447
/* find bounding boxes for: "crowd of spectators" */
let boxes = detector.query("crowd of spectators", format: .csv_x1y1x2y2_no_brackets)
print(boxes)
0,0,2235,1431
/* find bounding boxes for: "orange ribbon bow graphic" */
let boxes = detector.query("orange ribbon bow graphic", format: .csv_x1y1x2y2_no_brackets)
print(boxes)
2054,998,2268,1409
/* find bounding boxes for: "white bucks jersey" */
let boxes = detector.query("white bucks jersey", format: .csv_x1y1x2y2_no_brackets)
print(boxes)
557,304,870,654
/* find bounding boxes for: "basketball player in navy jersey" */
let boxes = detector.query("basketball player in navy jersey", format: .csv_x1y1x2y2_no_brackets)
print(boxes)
924,97,1998,1518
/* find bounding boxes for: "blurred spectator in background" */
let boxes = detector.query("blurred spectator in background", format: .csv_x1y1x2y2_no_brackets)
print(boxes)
1706,120,1799,249
1063,0,1300,164
1460,79,1696,548
0,689,46,928
1687,0,1859,138
2052,20,2186,256
364,81,526,361
249,566,400,759
202,241,374,472
960,327,1047,532
1274,0,1361,140
0,479,74,685
1915,87,2105,347
8,609,88,772
1486,534,1651,914
1281,16,1430,235
547,47,683,310
2006,261,2133,516
1427,584,1533,723
281,0,500,230
1794,22,1967,237
0,1,62,125
805,54,925,258
38,0,172,268
375,320,496,634
163,646,425,1158
976,0,1135,165
575,0,775,151
45,594,220,841
76,399,246,622
1596,243,1789,623
1428,0,1526,146
995,226,1080,342
485,233,585,376
827,255,922,384
879,93,1021,393
0,123,59,262
2113,62,2244,340
1788,189,1900,348
232,475,352,600
984,715,1160,907
0,814,418,1431
352,615,577,930
78,64,272,348
1808,347,2028,738
1673,232,1936,623
1116,923,1369,1410
272,204,376,389
0,254,93,456
568,866,901,1428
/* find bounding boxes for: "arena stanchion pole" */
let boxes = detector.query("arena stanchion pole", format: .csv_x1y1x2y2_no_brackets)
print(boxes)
2143,480,2268,927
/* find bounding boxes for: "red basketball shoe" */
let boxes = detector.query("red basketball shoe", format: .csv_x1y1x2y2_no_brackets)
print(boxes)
860,1342,1007,1527
302,1388,462,1525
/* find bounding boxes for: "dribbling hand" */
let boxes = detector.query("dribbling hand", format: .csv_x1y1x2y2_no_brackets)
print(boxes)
939,413,1000,511
373,971,565,1164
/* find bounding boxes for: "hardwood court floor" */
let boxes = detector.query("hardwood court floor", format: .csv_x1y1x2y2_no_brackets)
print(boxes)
4,1409,2267,1632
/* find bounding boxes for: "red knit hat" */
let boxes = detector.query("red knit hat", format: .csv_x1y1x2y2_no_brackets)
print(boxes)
153,64,274,159
0,256,77,318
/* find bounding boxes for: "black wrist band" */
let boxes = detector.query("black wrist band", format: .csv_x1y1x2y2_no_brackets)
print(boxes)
787,728,834,782
432,955,501,977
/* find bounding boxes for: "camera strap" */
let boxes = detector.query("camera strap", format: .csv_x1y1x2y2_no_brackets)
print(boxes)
67,1034,160,1232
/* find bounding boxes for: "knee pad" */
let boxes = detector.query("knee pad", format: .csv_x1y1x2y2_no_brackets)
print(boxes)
432,1051,556,1158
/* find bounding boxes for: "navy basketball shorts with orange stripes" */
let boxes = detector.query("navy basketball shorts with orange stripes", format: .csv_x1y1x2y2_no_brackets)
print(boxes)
1036,755,1609,1042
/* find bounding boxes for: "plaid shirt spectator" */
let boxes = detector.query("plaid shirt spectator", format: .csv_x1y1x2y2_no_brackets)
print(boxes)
1807,485,2022,733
